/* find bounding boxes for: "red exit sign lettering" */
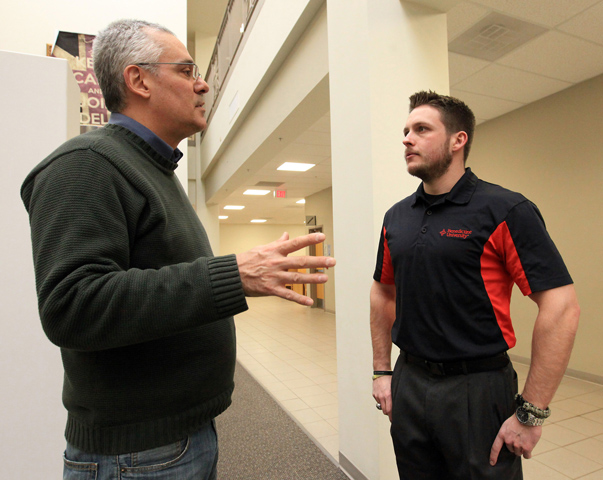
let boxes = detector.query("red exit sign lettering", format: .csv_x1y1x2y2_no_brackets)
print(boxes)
275,190,287,198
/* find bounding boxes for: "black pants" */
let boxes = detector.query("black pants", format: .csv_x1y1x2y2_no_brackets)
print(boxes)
390,355,522,480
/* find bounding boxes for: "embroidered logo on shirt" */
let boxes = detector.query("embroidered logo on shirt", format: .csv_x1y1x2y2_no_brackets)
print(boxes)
440,228,473,239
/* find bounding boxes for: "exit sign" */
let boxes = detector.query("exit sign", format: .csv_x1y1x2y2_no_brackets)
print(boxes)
275,190,287,198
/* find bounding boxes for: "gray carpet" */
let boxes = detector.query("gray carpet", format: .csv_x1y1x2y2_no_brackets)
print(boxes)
216,362,349,480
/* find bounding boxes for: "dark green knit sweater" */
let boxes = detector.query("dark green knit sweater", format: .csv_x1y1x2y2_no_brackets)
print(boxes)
21,124,248,454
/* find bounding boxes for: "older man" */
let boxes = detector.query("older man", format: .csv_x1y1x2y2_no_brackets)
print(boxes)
21,19,334,480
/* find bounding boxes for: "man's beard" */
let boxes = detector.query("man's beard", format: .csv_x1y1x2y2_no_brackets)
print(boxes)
407,144,453,184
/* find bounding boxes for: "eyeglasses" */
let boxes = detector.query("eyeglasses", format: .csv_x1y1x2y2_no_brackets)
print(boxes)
135,62,200,80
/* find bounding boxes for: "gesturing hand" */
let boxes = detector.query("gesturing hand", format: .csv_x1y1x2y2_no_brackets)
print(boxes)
236,232,336,306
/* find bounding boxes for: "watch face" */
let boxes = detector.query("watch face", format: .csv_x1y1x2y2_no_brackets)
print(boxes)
517,408,530,424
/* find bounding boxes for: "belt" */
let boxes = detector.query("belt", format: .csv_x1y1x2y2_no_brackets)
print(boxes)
404,352,510,376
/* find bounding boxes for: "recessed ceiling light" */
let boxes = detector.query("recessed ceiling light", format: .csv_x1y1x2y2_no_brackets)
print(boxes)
243,189,271,195
277,162,315,172
219,216,228,220
251,219,267,223
224,205,245,210
296,199,306,204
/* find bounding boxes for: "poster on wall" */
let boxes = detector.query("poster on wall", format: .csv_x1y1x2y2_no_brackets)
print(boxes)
51,31,109,132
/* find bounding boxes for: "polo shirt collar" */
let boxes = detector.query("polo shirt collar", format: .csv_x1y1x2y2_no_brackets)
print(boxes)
412,168,478,207
108,112,183,164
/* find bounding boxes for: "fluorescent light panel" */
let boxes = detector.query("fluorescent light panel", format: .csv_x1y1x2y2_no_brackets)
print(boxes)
251,219,267,223
218,216,228,220
243,189,271,196
296,199,306,204
224,205,245,210
277,162,315,172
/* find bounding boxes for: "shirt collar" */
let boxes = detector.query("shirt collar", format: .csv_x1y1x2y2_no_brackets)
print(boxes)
108,112,183,163
412,168,478,207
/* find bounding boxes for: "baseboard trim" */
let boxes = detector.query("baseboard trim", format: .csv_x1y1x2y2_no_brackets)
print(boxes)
509,354,603,385
339,453,370,480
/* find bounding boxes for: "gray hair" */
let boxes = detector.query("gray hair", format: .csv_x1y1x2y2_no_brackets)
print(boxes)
93,19,174,112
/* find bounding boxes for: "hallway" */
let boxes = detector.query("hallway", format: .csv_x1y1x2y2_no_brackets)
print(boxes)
236,298,339,460
236,297,603,479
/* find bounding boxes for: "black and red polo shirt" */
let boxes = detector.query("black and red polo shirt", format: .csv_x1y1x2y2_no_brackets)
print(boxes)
374,168,572,362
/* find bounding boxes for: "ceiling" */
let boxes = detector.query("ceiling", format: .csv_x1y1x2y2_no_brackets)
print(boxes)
188,0,603,225
188,0,230,39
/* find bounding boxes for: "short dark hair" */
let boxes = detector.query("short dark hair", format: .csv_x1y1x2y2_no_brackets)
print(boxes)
409,91,476,162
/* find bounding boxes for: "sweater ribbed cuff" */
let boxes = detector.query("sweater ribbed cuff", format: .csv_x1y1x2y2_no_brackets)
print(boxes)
207,255,248,318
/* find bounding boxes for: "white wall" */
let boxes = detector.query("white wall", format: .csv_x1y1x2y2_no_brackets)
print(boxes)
219,223,307,256
0,1,175,58
1,51,80,479
471,74,603,382
195,34,218,77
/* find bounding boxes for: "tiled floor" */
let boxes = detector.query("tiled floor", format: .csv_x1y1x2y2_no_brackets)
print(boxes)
235,297,603,479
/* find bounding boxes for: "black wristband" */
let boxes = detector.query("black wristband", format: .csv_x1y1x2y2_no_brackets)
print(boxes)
373,370,393,375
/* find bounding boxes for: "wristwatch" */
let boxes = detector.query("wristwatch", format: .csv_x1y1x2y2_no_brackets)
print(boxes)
515,406,546,426
515,393,551,427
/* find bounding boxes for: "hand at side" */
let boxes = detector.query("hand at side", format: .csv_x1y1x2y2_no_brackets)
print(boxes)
490,414,541,465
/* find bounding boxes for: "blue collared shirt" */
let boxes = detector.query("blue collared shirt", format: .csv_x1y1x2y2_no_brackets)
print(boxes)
108,112,183,163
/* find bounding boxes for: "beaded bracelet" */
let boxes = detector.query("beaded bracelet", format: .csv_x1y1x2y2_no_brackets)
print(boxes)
515,393,551,419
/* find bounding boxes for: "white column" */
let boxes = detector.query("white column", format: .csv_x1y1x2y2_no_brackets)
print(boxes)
1,51,80,479
326,2,449,478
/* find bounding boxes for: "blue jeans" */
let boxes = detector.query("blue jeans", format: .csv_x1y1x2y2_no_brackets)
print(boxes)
63,420,218,480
